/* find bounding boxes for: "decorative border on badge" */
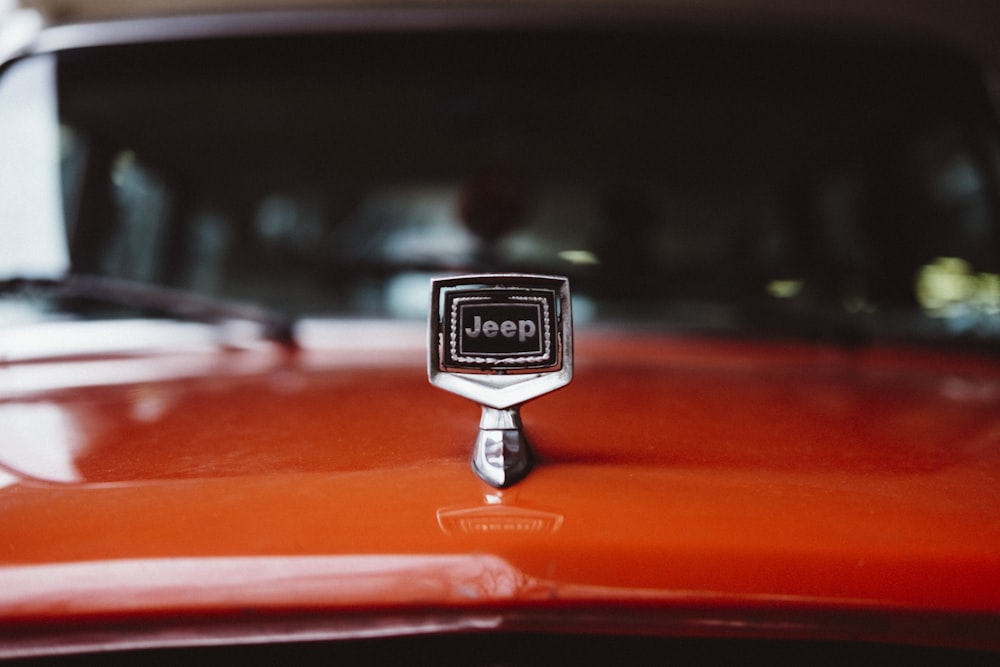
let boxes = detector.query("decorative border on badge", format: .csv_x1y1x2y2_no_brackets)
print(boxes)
449,294,552,365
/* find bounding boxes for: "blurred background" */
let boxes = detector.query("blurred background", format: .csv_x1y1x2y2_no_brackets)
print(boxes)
2,0,999,347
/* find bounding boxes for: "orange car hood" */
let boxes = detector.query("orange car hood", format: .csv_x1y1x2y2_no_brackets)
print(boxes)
1,326,999,652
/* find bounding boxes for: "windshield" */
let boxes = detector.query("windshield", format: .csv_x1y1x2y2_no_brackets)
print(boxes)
2,29,999,346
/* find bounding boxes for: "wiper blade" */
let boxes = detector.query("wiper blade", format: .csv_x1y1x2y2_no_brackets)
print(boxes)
0,274,297,349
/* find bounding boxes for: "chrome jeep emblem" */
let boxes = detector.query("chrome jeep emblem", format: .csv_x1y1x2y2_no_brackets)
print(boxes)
429,274,573,487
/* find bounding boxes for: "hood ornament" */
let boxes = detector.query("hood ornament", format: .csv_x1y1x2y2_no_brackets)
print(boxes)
429,274,573,487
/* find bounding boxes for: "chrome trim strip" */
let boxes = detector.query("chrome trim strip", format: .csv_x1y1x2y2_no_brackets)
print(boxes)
8,4,996,67
24,7,681,57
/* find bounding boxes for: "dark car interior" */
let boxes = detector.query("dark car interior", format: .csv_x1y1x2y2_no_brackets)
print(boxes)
4,26,999,346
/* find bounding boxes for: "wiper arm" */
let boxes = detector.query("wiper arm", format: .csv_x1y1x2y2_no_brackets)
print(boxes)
0,274,297,349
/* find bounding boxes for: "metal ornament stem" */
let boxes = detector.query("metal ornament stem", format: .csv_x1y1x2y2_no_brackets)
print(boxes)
472,405,530,488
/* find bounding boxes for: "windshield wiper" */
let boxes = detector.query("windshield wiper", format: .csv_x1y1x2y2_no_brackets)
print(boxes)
0,274,297,349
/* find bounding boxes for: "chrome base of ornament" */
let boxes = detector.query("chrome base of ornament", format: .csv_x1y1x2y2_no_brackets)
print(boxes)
471,405,530,488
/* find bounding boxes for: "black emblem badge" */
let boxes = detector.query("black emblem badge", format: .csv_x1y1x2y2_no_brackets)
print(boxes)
442,288,559,372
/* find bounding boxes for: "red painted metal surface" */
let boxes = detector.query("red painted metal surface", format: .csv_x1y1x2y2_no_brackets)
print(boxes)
1,327,999,654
